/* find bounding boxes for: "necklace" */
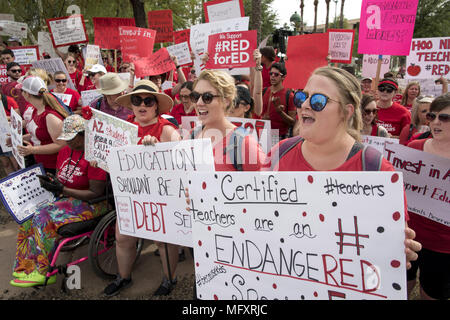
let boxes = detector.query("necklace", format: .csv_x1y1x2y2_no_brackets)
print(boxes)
64,150,84,179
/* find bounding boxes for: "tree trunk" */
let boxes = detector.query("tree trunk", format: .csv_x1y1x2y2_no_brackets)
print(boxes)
300,0,304,34
130,0,147,28
251,0,262,44
340,0,345,29
325,0,330,31
313,0,319,32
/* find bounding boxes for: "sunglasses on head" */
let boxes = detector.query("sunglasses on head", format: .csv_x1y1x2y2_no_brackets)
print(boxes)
426,112,450,123
378,86,395,93
269,72,282,77
364,108,377,115
55,78,67,83
189,91,221,104
130,95,157,107
10,69,21,73
293,90,339,111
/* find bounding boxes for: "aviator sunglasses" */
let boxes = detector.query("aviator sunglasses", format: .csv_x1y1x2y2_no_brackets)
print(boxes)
426,112,450,123
189,91,221,104
130,95,157,107
293,90,339,111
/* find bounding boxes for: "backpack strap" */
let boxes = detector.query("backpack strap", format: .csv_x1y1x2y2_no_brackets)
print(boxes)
95,96,103,110
406,123,415,141
346,141,382,171
270,135,304,170
189,125,205,140
1,94,8,112
224,126,249,171
49,92,73,115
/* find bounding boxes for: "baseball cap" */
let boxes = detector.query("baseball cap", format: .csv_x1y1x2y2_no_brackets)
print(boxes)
57,114,86,141
88,64,107,74
361,77,372,82
20,76,47,95
378,78,399,90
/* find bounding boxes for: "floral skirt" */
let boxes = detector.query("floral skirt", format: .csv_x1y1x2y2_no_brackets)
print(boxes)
13,197,108,275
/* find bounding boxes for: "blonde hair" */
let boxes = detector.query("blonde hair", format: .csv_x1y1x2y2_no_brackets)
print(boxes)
194,70,236,111
401,81,420,106
313,66,362,141
26,68,53,86
410,98,430,127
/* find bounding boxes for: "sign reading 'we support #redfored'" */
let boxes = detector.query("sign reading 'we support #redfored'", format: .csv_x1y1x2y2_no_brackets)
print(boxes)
206,30,257,69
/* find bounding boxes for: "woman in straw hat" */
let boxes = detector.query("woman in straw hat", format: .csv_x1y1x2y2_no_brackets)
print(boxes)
102,80,181,297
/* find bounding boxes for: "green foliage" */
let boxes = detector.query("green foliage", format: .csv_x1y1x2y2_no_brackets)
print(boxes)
413,0,450,38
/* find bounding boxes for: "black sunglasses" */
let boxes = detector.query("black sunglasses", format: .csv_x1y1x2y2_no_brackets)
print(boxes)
426,112,450,123
364,108,377,115
10,69,22,73
130,95,157,107
55,79,67,83
293,90,339,111
378,86,395,93
190,91,221,104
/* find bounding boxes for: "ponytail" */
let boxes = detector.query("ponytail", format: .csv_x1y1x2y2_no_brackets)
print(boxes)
38,88,69,119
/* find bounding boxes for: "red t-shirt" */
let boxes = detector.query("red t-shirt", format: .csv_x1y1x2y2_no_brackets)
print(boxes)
399,124,417,146
128,116,178,145
262,64,271,89
26,106,64,169
407,138,450,254
1,81,28,116
1,95,19,116
77,77,96,92
69,70,83,90
50,87,81,112
376,102,411,136
262,87,295,137
56,146,106,190
170,103,196,125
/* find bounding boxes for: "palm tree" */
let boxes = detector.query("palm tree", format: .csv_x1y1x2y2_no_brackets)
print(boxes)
251,0,262,44
313,0,319,32
340,0,345,29
300,0,305,34
325,0,331,31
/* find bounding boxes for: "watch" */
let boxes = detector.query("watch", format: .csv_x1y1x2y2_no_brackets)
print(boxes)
255,65,263,71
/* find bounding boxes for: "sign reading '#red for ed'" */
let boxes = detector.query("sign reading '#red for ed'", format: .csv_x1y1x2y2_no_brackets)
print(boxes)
206,30,257,69
119,26,156,65
147,9,173,43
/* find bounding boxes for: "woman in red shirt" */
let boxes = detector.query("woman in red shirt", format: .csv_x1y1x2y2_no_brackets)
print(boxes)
266,66,421,272
50,71,82,113
406,93,450,300
360,94,389,137
102,80,181,297
170,81,196,126
401,81,420,111
64,53,83,90
399,96,432,146
11,114,108,287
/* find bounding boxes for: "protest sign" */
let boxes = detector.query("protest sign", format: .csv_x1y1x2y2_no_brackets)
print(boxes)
206,30,257,69
38,31,58,59
384,143,449,227
361,135,399,154
93,17,135,50
85,108,139,172
133,47,176,78
361,54,391,78
0,64,9,86
0,164,55,224
0,14,14,21
284,33,329,90
190,171,407,300
328,29,355,64
358,0,418,55
204,0,245,22
0,98,12,152
167,42,192,66
52,92,72,107
84,44,101,71
405,37,449,79
46,14,88,47
0,20,27,39
147,9,173,43
9,108,25,169
81,89,102,106
174,29,191,47
11,46,39,66
32,58,76,91
190,17,249,75
108,139,215,246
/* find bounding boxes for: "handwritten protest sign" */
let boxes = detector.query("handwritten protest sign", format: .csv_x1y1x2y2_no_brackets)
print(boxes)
84,44,101,71
38,32,58,59
0,98,12,152
284,33,329,90
204,0,245,22
11,46,39,66
85,108,139,172
9,108,25,169
81,89,102,106
0,20,27,38
46,14,88,47
328,29,355,64
167,42,192,66
384,143,449,227
0,64,8,86
133,47,176,78
358,0,418,55
0,164,55,224
174,29,191,48
93,17,135,50
206,30,257,69
361,135,399,154
52,92,72,107
32,58,76,91
190,171,406,300
147,9,173,43
361,54,391,78
108,139,215,246
190,17,249,75
405,37,449,79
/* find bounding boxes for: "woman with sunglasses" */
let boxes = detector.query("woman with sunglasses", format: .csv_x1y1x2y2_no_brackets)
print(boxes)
64,53,82,90
360,94,389,137
265,66,421,271
170,81,196,126
50,71,81,113
102,80,181,297
399,96,433,145
406,93,450,300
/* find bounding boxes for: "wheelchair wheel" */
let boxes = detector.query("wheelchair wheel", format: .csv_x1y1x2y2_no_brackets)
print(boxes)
88,210,144,280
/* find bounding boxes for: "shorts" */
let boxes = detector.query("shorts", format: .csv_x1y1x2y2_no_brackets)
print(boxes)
407,247,450,299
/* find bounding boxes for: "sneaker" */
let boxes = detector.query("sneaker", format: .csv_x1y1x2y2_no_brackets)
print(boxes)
153,277,177,296
10,270,56,288
103,275,132,297
12,271,27,279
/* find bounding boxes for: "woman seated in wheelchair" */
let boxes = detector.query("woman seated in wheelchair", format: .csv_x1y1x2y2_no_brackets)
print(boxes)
10,114,108,287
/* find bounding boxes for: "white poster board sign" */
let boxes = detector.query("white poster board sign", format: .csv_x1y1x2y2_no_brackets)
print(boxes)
205,0,244,22
11,47,39,65
0,98,12,152
384,143,449,226
32,58,76,91
47,15,87,47
9,108,25,169
361,55,391,79
85,108,139,172
361,135,399,154
328,29,354,64
0,164,55,224
108,139,215,247
38,31,58,59
406,37,449,80
190,171,407,300
84,44,101,71
190,17,249,76
0,20,27,38
81,89,102,106
167,41,192,66
52,92,72,107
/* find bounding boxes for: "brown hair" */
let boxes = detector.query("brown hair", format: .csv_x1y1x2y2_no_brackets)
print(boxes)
360,94,378,125
401,81,420,106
